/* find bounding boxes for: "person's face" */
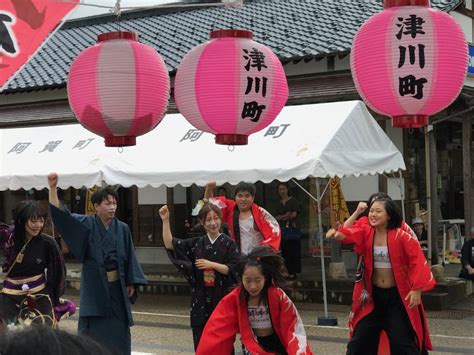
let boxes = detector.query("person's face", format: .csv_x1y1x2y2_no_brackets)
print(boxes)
278,185,288,199
217,188,226,197
368,201,389,228
235,191,254,212
202,210,222,237
242,265,265,297
95,195,117,222
413,223,424,236
25,216,45,238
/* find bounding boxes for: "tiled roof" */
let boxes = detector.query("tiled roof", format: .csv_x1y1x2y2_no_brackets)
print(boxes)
4,0,462,93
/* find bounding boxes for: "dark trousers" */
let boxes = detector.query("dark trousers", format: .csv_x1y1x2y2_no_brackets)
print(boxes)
257,333,287,354
459,269,474,281
347,286,421,355
281,239,301,275
192,325,204,351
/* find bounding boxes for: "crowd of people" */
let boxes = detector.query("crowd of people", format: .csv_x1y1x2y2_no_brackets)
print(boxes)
0,173,448,354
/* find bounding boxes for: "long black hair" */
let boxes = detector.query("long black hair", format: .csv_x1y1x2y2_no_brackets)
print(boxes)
12,200,47,253
369,197,402,229
238,246,288,304
358,192,391,218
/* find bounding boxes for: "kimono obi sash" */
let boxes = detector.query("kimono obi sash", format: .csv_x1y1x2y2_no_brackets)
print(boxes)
106,269,119,282
2,273,46,295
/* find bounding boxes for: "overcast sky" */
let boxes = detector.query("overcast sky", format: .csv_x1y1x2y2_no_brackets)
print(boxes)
69,0,177,19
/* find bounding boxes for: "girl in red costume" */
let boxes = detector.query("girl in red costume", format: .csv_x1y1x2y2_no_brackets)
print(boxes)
196,246,313,355
344,192,416,238
327,198,435,354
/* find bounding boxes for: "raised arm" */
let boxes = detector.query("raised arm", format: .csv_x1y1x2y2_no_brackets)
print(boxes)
344,202,367,227
204,181,216,200
158,205,173,250
48,172,60,208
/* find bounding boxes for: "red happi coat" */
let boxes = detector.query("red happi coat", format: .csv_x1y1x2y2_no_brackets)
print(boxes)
196,286,312,354
210,196,281,252
339,224,435,352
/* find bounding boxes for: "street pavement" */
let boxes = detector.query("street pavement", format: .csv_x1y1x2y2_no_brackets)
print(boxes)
59,289,474,355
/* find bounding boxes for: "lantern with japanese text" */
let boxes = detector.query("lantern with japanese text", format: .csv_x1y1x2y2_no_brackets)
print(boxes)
174,29,288,145
67,32,170,147
351,0,468,128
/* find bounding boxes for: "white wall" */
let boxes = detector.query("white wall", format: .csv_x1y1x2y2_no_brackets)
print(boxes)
137,185,187,204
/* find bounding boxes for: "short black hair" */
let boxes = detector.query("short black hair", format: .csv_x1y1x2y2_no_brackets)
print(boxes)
0,326,114,355
235,182,256,197
13,200,47,249
90,187,118,205
369,198,402,229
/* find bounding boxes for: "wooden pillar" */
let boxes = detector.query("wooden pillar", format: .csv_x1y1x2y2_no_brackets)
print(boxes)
167,187,175,234
131,186,139,244
428,126,440,265
463,113,472,239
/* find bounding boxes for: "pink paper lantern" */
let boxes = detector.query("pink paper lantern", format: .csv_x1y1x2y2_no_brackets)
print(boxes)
351,0,468,128
68,32,170,146
174,29,289,145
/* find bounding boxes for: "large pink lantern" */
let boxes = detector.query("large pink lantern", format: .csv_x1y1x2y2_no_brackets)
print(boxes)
68,32,170,146
174,29,288,145
351,0,468,128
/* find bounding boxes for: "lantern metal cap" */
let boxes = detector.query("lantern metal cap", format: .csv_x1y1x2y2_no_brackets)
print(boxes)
392,115,429,128
105,136,137,147
215,134,248,145
210,29,253,39
98,32,138,42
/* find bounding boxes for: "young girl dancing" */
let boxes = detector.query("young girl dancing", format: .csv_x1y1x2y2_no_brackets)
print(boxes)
196,245,313,354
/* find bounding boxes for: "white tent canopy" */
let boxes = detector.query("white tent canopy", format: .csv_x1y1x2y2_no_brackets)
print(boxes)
0,100,405,190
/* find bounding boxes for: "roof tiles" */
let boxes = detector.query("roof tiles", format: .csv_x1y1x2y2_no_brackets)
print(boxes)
4,0,462,92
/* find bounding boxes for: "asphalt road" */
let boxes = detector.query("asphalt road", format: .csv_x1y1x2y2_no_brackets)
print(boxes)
57,290,474,354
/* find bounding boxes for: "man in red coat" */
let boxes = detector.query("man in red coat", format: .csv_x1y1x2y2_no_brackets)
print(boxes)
204,181,280,254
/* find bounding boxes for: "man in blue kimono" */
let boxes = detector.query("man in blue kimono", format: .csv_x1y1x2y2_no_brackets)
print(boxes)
47,173,147,355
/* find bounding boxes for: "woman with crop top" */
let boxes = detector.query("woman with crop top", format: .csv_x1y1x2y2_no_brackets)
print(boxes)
196,246,313,354
327,198,435,355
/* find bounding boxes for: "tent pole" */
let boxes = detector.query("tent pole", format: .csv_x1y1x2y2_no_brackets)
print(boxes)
399,170,406,221
291,178,337,326
316,179,329,317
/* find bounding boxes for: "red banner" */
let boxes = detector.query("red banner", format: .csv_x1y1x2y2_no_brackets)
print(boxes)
0,0,79,91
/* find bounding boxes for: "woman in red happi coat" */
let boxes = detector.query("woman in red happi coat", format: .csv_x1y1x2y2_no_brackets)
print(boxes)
327,197,435,354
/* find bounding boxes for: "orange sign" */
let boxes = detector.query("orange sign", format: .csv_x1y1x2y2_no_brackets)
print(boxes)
85,186,98,215
329,177,350,227
0,0,79,91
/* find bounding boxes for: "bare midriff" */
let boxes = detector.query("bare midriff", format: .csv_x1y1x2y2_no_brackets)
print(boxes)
373,268,396,288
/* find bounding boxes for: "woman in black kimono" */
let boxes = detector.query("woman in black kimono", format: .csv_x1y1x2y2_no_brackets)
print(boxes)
0,201,67,328
159,203,239,350
275,182,301,279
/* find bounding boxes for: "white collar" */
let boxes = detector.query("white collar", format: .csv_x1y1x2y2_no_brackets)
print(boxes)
207,233,221,244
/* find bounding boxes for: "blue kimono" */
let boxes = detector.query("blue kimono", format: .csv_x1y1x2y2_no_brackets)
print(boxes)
50,204,147,355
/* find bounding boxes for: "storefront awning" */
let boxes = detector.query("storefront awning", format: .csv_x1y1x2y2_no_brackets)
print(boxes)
0,100,405,191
